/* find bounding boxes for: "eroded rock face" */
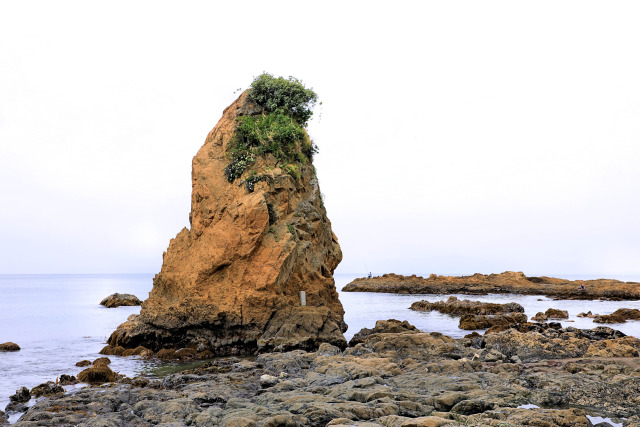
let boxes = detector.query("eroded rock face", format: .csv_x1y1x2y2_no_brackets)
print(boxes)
107,92,345,355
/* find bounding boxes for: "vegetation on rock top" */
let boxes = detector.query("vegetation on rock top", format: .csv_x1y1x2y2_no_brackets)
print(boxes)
224,73,319,187
247,73,318,126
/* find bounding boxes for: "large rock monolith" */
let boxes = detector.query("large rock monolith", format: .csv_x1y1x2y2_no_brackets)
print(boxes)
107,91,346,355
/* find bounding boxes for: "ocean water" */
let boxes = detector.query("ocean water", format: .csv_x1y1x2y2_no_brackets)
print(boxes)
0,274,153,414
1,272,640,418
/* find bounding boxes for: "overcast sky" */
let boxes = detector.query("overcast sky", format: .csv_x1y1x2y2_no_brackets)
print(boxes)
1,1,639,277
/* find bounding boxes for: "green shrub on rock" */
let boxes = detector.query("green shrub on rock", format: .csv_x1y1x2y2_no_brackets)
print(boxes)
248,73,318,126
225,73,319,185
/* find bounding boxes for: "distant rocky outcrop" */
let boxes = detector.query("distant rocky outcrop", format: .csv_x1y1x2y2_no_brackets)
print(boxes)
106,90,345,356
100,293,142,308
343,271,640,300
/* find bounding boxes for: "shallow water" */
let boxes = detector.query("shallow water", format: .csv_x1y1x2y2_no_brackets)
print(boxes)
337,278,640,339
0,274,152,412
1,272,640,416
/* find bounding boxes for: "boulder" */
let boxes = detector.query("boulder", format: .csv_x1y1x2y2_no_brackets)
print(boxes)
59,374,77,385
99,345,125,355
9,387,30,403
107,90,345,355
0,342,20,352
92,357,111,366
544,308,569,319
594,308,640,324
75,360,91,367
77,364,117,384
100,293,142,308
157,348,177,360
122,345,152,357
4,400,28,413
531,312,548,322
577,311,595,318
30,381,64,397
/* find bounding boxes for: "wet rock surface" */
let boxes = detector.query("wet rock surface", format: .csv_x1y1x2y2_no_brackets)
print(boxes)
99,293,142,308
5,387,30,412
11,321,640,426
344,271,640,300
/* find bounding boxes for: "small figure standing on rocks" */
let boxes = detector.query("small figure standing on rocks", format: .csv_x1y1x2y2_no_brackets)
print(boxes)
579,283,586,290
368,272,372,279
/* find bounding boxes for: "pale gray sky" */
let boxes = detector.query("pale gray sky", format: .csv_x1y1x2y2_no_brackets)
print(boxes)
1,1,639,276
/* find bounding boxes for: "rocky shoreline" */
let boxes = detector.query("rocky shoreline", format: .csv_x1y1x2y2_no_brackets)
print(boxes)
6,320,640,426
8,78,638,426
343,271,640,300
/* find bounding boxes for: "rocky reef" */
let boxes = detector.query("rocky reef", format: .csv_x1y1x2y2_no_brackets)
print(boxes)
10,320,640,426
105,83,345,356
410,296,524,315
343,271,640,300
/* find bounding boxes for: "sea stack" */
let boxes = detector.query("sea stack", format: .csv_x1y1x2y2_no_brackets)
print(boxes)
107,75,346,356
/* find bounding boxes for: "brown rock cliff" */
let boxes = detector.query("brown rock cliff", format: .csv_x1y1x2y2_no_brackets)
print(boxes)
107,91,346,354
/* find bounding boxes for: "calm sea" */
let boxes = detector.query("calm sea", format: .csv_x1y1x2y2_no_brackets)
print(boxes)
1,273,640,417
